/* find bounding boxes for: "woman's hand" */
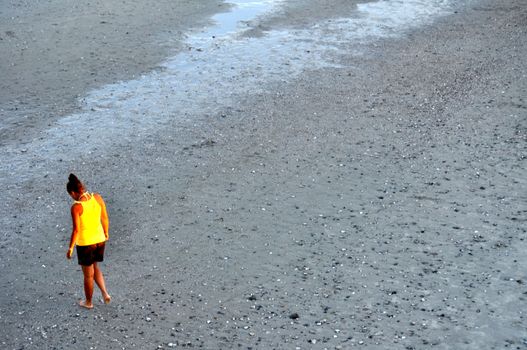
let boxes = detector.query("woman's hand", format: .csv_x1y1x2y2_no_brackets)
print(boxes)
66,247,73,259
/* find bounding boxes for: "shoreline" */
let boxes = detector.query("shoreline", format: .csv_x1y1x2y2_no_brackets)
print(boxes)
0,0,226,143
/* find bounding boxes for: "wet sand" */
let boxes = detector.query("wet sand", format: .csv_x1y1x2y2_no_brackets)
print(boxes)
0,0,225,143
1,0,526,349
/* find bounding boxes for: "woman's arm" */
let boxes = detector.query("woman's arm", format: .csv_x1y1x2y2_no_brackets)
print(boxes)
95,193,109,240
67,203,82,259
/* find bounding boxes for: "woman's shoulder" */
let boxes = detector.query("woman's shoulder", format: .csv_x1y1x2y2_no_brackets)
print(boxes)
71,202,83,214
92,193,105,204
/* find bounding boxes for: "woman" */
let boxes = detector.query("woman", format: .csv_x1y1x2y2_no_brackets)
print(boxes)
66,173,111,309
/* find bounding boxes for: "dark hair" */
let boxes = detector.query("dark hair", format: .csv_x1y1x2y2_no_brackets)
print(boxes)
67,173,84,193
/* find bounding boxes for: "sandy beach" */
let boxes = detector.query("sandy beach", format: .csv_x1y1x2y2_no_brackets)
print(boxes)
1,0,526,349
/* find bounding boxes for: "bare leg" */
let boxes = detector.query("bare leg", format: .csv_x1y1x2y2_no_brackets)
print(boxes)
80,265,94,309
93,262,111,304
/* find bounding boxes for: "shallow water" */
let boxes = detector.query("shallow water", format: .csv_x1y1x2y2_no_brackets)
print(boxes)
202,0,284,39
1,0,453,175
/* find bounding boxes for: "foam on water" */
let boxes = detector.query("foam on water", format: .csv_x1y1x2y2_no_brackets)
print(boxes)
2,0,453,172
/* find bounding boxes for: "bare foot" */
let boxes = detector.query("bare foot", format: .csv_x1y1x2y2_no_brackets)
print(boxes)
79,300,94,309
103,294,111,304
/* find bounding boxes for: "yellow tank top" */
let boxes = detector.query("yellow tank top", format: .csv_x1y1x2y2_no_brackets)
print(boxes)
75,193,106,246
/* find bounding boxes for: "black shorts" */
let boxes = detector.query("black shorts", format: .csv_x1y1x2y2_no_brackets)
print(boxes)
76,242,105,266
